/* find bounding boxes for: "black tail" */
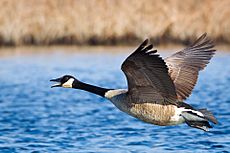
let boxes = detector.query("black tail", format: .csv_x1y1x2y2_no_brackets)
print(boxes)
198,109,218,124
185,120,212,131
181,108,218,131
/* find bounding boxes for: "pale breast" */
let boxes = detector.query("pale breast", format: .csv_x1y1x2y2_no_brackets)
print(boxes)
106,90,184,126
129,103,178,126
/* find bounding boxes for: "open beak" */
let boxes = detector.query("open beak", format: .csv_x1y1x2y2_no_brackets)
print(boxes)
50,77,62,88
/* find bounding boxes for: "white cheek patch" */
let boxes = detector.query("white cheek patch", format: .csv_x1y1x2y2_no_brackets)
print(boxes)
62,78,74,88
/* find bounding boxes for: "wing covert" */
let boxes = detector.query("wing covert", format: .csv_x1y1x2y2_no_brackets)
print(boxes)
121,39,177,105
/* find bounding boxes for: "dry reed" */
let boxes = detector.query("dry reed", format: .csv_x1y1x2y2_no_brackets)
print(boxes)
0,0,229,46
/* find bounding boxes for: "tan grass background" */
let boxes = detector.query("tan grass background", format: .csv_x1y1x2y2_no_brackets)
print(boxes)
0,0,229,46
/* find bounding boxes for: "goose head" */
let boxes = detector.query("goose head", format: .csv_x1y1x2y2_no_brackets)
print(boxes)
50,75,76,88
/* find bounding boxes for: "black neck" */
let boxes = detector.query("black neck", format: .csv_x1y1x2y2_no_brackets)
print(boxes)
73,80,111,97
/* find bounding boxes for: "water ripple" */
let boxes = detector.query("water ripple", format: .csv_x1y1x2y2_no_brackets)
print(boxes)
0,52,229,152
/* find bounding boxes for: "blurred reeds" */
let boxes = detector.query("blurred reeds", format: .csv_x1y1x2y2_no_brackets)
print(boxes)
0,0,229,46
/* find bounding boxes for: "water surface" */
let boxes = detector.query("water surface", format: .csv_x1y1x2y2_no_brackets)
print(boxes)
0,48,230,152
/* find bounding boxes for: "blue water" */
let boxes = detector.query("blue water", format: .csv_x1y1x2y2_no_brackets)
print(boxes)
0,49,230,153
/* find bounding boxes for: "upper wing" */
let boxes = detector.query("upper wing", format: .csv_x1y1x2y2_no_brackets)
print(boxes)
121,39,177,105
165,33,216,101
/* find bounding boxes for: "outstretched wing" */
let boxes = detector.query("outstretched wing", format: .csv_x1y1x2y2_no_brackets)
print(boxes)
165,33,216,101
121,39,177,105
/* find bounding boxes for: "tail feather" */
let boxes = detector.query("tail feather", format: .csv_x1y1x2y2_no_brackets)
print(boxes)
198,109,218,124
185,120,212,132
181,108,217,132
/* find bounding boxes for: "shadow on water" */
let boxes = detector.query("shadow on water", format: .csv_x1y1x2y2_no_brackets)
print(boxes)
0,47,230,152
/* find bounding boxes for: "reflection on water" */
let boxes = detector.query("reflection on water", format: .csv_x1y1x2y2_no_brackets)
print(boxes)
0,48,230,152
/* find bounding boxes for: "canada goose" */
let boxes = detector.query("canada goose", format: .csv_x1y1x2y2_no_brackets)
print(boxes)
51,33,218,131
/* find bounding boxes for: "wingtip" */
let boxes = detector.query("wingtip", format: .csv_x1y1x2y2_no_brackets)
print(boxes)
144,44,153,51
195,33,208,44
135,38,149,52
200,32,207,39
142,39,149,46
190,32,216,49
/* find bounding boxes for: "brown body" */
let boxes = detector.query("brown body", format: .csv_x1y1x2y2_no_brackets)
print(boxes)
105,89,184,126
129,103,177,126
